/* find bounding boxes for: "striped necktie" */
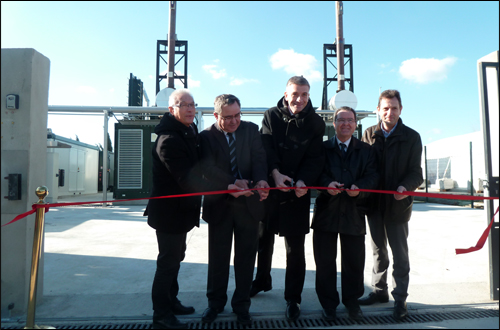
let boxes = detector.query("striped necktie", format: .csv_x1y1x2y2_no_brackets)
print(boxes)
339,143,347,158
227,133,239,178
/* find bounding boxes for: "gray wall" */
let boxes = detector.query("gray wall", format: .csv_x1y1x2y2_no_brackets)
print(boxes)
1,48,50,314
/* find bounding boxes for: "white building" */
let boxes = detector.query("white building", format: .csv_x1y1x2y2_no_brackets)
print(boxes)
423,131,485,191
46,130,99,202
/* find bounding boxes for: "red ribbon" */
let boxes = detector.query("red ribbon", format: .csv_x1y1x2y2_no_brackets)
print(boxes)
2,186,498,255
455,206,499,255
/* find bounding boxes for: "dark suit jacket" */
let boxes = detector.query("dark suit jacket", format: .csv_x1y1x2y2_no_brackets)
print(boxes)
200,121,268,225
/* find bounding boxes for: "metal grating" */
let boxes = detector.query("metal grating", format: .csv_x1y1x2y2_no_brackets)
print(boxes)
117,129,143,189
2,308,498,329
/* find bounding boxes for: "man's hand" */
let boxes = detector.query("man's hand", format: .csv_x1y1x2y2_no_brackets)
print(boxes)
295,180,308,198
272,169,293,192
254,180,270,201
327,181,344,196
228,182,253,198
394,185,408,200
346,184,359,197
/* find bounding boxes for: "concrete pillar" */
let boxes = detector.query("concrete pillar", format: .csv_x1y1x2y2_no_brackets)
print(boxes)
1,48,50,315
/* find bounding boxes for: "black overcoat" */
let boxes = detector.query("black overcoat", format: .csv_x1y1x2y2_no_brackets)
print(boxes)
261,97,325,236
311,137,379,235
144,114,205,233
362,118,423,224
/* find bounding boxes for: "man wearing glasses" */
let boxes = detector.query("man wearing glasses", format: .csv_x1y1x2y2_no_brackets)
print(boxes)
145,89,207,329
199,94,270,326
251,76,325,322
311,106,378,322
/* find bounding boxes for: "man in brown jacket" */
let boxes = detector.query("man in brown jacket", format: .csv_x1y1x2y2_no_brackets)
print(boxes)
358,90,423,321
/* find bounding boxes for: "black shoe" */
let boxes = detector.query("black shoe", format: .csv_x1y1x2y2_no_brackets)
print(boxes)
322,308,336,322
346,304,364,321
286,302,300,322
358,292,389,305
235,311,253,326
172,300,195,315
393,301,408,321
202,307,223,323
249,283,272,297
152,313,187,329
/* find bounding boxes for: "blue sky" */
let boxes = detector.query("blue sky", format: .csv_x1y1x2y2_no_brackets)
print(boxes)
1,1,498,148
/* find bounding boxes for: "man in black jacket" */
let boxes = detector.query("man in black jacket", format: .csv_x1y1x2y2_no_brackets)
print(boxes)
144,89,202,329
358,90,423,321
250,76,325,322
200,94,269,326
312,107,378,322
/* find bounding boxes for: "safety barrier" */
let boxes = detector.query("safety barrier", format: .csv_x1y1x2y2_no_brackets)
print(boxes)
2,185,498,329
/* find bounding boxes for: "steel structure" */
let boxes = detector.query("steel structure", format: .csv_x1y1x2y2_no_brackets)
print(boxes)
156,40,188,96
477,54,499,300
321,43,354,110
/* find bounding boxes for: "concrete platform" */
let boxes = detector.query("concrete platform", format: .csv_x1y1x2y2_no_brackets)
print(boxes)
1,194,498,328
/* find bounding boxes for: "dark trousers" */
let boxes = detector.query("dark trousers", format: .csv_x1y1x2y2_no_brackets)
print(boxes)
206,198,259,314
253,221,275,289
367,211,410,302
152,230,187,318
313,230,365,310
254,226,306,304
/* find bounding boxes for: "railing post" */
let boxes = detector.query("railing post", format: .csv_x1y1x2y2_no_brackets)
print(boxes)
25,186,53,329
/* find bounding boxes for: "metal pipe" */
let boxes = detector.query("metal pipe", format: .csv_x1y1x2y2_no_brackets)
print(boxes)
336,1,345,92
167,1,177,88
425,146,428,203
470,141,474,208
25,187,49,329
102,111,109,207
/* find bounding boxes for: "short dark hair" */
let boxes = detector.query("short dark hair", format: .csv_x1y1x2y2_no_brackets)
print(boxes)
334,106,357,122
286,76,310,89
214,94,241,114
378,89,402,108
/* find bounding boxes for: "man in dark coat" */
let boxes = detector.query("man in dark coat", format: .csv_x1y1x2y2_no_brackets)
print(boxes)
311,107,379,322
144,89,205,329
250,76,325,322
358,90,423,321
199,94,269,326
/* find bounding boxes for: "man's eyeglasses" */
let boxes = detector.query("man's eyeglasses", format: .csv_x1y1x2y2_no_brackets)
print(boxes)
336,118,355,124
220,112,242,121
173,103,197,109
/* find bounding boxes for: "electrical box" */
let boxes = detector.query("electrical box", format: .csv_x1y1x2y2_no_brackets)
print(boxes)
6,94,19,110
5,174,22,200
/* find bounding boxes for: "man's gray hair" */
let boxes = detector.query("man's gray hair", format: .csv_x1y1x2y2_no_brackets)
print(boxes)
169,89,194,107
214,94,241,114
286,76,310,89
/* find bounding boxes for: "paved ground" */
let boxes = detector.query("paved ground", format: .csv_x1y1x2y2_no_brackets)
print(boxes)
1,193,498,328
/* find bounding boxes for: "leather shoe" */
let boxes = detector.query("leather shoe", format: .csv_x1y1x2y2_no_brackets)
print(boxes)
152,313,187,329
393,301,408,321
202,307,223,323
358,292,389,305
235,311,253,326
322,308,336,322
249,283,272,297
346,304,364,321
286,302,300,322
172,300,195,315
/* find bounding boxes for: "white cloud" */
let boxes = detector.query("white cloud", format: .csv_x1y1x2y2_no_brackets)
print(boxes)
202,64,227,79
230,78,259,86
269,49,322,83
399,57,457,84
188,75,201,88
